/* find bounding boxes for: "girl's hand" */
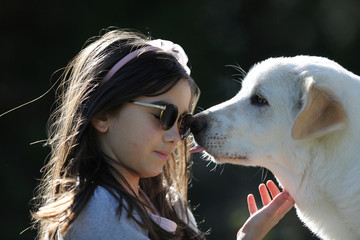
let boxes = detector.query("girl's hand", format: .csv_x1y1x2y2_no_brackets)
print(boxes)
237,180,295,240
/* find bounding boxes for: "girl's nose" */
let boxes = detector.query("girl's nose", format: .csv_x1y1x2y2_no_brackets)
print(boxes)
163,123,181,144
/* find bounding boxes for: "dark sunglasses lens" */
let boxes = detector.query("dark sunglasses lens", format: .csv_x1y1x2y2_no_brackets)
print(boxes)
160,104,178,130
179,114,192,140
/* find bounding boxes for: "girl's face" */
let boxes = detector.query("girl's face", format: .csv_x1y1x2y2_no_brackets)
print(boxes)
93,79,192,182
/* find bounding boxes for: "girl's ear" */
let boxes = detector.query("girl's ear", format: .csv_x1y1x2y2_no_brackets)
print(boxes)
91,111,110,133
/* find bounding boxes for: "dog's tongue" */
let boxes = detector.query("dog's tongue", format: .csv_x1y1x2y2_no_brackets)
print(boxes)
189,145,205,153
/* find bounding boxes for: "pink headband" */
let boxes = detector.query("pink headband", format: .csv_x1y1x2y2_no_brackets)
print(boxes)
102,46,161,83
101,39,190,84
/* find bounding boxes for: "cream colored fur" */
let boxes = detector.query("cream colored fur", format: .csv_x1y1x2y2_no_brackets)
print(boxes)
192,56,360,240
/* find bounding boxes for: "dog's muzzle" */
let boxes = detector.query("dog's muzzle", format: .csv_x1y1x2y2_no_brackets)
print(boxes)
190,116,206,135
188,115,207,153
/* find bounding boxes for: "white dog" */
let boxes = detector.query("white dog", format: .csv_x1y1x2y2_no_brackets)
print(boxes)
190,56,360,240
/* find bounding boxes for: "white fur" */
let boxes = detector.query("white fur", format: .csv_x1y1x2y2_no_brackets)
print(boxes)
192,56,360,240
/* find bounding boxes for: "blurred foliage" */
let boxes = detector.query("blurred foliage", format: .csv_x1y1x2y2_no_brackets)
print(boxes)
1,0,359,239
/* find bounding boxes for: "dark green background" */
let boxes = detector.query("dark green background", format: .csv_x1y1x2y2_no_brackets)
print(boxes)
2,0,359,239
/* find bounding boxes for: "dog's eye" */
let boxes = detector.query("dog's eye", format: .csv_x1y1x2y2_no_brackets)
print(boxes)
251,94,268,106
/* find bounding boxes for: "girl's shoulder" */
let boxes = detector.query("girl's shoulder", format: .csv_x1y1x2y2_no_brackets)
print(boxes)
91,186,118,208
64,186,149,240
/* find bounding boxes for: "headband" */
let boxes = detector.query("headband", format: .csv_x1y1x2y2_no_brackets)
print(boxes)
102,39,191,84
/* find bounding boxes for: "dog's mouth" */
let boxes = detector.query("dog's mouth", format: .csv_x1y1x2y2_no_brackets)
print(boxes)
189,145,205,153
190,143,248,162
213,152,248,161
205,151,249,164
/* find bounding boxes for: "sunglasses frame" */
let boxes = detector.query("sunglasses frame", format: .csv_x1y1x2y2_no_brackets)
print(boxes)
129,101,192,140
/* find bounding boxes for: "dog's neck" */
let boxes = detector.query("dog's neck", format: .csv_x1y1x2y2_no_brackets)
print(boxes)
267,134,360,239
263,128,357,205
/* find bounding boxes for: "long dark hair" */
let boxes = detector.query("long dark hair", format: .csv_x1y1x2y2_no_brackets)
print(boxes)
31,29,205,239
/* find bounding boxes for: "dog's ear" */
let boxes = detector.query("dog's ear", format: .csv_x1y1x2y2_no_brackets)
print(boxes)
291,77,347,140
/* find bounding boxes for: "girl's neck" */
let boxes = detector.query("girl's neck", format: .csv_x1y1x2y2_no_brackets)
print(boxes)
117,173,157,214
110,163,158,213
121,175,140,197
110,165,140,197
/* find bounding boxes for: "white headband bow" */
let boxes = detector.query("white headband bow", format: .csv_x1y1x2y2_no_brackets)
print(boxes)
148,39,191,75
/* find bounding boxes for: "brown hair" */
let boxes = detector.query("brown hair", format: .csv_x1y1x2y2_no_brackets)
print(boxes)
31,29,205,239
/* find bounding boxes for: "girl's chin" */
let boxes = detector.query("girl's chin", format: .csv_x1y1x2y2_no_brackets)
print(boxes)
140,168,164,179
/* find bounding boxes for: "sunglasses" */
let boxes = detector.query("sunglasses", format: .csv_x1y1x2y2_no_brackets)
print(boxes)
129,101,193,140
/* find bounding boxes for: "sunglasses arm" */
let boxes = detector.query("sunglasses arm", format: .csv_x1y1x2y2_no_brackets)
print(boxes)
130,101,166,110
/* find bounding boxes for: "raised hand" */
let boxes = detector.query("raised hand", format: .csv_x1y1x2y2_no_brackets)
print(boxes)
237,180,295,240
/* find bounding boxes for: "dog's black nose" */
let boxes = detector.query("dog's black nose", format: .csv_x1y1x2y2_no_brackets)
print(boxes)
190,117,207,135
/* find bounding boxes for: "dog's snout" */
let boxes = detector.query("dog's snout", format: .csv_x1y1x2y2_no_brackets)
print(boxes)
190,117,207,135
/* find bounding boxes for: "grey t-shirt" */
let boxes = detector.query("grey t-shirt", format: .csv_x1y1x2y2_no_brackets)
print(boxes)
63,186,197,240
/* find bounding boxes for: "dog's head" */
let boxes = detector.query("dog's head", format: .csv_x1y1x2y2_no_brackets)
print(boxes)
191,56,347,169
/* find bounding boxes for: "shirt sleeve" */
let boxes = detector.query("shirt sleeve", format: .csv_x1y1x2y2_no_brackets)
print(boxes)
64,187,150,240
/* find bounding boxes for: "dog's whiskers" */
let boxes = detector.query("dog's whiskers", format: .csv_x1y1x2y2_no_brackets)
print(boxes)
219,165,225,175
226,63,247,85
195,106,205,113
261,168,269,182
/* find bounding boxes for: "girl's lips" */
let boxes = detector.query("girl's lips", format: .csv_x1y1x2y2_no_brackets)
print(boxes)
154,151,170,160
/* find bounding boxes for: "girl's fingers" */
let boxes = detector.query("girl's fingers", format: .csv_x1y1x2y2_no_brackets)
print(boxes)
247,194,258,215
238,191,295,240
266,180,281,198
259,183,272,206
263,191,295,219
248,181,288,217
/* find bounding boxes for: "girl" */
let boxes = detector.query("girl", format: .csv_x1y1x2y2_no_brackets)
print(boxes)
32,29,294,240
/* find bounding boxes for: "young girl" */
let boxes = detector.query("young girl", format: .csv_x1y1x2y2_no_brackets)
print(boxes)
32,29,294,240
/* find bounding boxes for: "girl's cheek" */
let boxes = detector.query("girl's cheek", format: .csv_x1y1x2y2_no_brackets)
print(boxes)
130,142,139,150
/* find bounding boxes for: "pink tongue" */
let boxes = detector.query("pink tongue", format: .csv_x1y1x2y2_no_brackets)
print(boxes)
189,145,205,153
